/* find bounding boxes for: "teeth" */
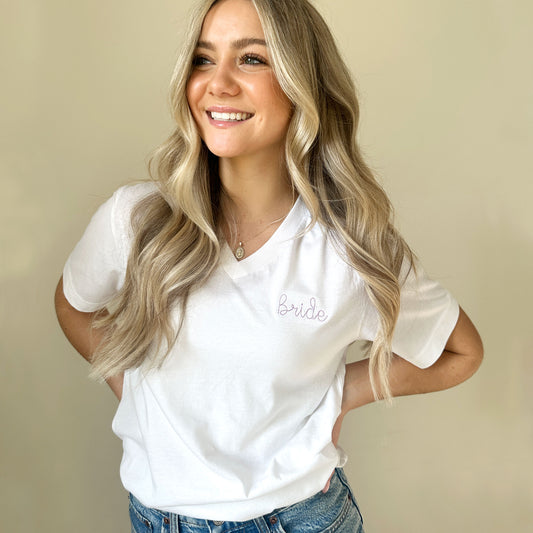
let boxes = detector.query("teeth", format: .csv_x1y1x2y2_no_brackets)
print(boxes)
209,111,251,121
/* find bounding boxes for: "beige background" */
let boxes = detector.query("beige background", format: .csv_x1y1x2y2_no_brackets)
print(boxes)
1,0,532,531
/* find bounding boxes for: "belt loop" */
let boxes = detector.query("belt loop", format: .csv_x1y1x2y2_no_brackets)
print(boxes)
171,513,180,533
254,516,271,533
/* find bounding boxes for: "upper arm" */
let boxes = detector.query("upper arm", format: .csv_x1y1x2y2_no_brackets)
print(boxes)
61,192,124,312
55,276,103,361
444,306,484,369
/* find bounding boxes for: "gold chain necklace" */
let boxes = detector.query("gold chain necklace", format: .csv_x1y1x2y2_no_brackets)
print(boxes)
225,208,289,261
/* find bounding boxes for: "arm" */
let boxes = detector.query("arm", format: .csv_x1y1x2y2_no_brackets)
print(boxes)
322,307,482,493
54,276,123,400
331,306,483,444
340,306,483,413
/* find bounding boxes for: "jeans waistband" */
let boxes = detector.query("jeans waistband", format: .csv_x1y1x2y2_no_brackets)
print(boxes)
128,468,363,533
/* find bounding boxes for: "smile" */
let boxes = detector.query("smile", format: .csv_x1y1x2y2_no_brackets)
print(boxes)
207,111,253,122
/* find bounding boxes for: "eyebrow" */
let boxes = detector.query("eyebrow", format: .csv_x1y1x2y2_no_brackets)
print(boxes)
196,38,267,50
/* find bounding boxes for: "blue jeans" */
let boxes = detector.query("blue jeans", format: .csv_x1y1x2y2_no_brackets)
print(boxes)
129,468,364,533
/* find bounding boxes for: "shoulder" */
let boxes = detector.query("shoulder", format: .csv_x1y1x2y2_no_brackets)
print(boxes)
111,181,159,213
111,180,159,227
296,199,367,289
106,181,160,261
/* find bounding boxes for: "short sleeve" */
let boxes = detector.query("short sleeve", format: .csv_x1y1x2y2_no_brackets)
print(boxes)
359,259,460,368
62,182,156,312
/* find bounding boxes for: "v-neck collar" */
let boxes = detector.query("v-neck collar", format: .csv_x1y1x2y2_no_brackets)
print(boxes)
220,196,308,279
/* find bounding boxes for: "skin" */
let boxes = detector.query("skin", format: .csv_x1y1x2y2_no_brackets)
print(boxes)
55,0,484,497
55,278,123,400
186,0,292,164
323,306,483,492
186,0,296,249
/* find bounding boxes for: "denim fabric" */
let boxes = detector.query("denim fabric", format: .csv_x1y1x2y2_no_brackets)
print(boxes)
129,468,364,533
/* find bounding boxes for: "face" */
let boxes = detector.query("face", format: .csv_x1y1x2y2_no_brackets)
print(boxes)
186,0,292,162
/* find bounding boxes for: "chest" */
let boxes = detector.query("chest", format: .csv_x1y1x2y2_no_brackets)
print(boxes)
169,237,368,383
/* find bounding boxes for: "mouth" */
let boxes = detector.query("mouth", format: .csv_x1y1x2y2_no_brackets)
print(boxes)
207,110,254,122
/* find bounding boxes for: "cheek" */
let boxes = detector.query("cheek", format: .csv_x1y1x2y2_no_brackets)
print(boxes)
267,80,292,125
271,97,292,132
185,81,205,139
186,76,203,113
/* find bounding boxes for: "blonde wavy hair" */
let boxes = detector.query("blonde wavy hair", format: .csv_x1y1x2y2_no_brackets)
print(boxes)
91,0,414,401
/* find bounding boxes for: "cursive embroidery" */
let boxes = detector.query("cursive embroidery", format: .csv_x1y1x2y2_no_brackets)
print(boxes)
277,293,328,322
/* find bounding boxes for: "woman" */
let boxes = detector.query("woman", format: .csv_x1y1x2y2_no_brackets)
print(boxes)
55,0,483,531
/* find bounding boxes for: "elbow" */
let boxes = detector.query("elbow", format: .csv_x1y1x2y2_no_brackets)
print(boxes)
465,315,484,378
457,331,484,385
446,306,484,384
469,336,484,377
54,277,66,318
54,276,72,323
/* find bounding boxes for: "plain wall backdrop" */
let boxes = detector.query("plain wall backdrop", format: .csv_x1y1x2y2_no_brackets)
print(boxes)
1,1,532,531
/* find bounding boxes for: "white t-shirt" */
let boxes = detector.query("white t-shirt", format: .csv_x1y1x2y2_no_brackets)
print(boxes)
63,182,459,521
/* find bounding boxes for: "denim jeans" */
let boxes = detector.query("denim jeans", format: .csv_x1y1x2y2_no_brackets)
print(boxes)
129,468,364,533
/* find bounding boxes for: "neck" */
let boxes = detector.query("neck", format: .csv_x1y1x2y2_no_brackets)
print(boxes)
218,154,293,223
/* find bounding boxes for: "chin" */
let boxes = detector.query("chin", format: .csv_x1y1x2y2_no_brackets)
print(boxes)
204,143,247,159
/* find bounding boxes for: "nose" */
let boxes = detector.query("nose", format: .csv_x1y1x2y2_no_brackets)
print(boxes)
207,62,240,98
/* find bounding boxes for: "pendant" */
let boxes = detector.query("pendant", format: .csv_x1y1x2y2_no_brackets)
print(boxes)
234,242,245,260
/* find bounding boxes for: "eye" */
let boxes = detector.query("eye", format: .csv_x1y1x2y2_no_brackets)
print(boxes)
240,53,267,66
192,55,212,67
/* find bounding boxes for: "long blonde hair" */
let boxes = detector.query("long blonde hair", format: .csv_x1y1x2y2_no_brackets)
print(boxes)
91,0,413,401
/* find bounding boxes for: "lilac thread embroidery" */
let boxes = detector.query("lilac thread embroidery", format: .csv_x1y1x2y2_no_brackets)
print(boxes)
277,293,328,322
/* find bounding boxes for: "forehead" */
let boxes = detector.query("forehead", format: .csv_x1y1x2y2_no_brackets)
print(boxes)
199,0,265,42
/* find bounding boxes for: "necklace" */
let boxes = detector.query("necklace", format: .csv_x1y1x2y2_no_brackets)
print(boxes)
233,214,287,260
225,207,290,261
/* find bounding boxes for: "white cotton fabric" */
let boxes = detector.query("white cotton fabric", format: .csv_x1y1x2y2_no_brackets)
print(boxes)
63,183,459,521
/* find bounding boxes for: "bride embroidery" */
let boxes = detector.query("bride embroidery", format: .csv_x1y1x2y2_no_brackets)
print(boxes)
277,293,328,322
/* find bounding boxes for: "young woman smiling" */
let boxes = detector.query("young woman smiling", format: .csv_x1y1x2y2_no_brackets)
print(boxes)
55,1,483,531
